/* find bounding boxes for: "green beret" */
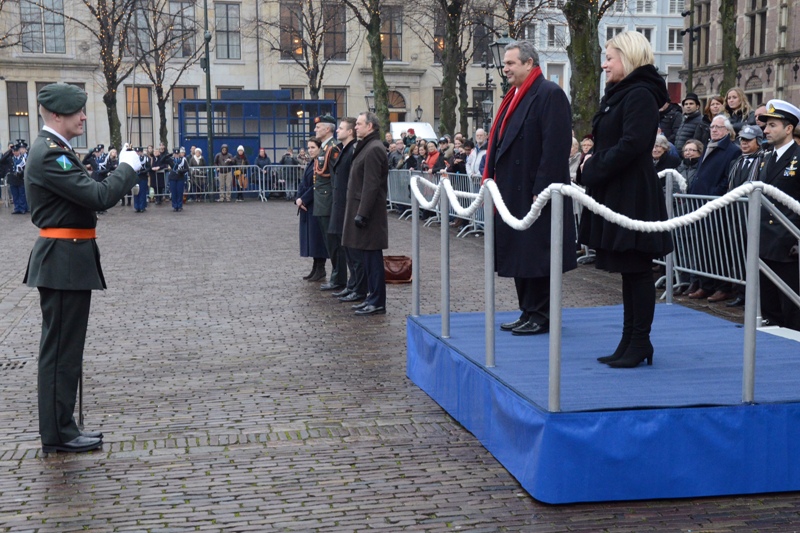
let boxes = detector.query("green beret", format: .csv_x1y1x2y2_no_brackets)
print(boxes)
38,83,87,115
315,114,336,125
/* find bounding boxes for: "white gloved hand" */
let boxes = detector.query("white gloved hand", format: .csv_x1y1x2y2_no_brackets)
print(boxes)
119,147,142,173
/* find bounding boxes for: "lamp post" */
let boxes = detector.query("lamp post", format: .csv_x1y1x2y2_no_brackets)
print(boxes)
489,34,513,96
681,2,697,94
479,52,496,131
364,91,376,113
415,105,423,121
201,0,213,162
481,98,493,132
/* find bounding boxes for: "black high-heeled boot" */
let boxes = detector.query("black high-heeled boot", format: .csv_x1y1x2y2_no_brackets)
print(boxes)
598,275,632,363
608,271,656,368
302,260,317,280
308,258,327,282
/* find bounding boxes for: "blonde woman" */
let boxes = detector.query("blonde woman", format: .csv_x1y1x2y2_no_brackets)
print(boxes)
725,87,756,134
577,31,673,368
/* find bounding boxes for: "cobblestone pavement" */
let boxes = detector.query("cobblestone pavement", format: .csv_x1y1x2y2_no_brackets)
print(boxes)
0,199,797,532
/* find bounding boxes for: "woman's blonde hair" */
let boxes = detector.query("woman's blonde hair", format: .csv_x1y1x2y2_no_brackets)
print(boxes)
725,87,751,116
605,31,654,77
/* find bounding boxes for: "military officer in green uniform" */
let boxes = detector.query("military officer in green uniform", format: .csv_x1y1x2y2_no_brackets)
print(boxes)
24,83,142,453
312,114,345,291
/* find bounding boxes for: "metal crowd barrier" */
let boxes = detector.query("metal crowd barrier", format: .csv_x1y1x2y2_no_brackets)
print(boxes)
1,176,7,208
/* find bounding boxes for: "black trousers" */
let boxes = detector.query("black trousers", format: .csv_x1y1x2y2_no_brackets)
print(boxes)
760,259,800,331
514,276,550,324
362,249,386,308
344,246,368,295
316,216,347,286
37,288,92,445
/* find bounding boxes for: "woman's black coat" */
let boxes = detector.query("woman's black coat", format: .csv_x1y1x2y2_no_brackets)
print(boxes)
578,65,673,257
296,161,329,259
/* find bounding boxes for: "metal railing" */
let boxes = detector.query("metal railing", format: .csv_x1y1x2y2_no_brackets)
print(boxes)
409,176,800,412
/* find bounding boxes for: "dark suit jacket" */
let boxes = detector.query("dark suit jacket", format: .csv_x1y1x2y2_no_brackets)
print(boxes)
23,130,138,290
484,75,577,278
758,142,800,262
329,139,356,235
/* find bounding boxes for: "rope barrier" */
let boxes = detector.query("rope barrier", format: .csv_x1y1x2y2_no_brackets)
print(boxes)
410,174,800,233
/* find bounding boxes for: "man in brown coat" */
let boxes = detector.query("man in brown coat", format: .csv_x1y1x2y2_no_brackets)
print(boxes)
341,112,389,315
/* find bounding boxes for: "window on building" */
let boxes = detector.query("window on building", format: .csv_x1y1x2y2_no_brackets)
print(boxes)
636,27,653,44
127,86,153,148
606,26,625,42
610,0,627,14
668,0,684,14
522,23,537,45
172,86,198,147
744,75,763,107
547,24,567,48
636,0,655,14
20,0,66,54
215,3,241,59
323,88,347,117
668,28,683,51
745,0,767,58
694,0,711,66
66,82,88,148
281,87,305,100
472,18,494,64
217,86,244,98
433,9,445,64
323,5,347,60
433,88,442,133
130,6,151,55
7,82,30,143
546,0,565,8
280,2,303,60
381,6,402,61
170,0,195,57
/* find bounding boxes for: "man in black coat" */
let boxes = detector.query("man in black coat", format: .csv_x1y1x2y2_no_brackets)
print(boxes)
483,39,577,335
756,100,800,330
659,100,683,144
329,117,367,303
24,83,141,453
675,93,709,152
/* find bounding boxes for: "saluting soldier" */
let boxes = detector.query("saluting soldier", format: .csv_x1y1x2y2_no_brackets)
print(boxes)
312,114,345,291
24,83,142,453
756,99,800,331
8,142,30,214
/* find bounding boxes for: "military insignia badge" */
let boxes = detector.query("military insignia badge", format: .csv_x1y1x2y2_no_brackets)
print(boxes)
56,155,72,170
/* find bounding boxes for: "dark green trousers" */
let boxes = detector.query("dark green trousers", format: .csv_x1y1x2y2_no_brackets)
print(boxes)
37,288,92,445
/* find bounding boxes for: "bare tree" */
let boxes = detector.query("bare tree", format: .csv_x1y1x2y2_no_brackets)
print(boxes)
126,0,202,147
255,0,359,100
0,0,23,49
340,0,390,132
718,0,739,94
486,0,552,40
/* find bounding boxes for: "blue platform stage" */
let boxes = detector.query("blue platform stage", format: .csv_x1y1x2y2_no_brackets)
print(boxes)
406,304,800,504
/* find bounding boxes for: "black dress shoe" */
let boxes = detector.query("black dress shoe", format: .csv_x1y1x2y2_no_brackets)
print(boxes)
339,292,366,302
320,282,345,291
352,301,370,310
355,304,386,316
726,296,745,307
42,435,102,454
80,429,103,439
511,320,550,336
332,288,351,297
500,316,528,331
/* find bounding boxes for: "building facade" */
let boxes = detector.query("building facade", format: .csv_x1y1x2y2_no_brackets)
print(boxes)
0,0,685,152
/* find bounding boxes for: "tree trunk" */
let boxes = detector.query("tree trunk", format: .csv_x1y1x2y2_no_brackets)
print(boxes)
458,68,469,136
563,0,601,138
438,1,463,136
365,11,389,134
719,0,739,94
103,90,122,151
156,87,169,149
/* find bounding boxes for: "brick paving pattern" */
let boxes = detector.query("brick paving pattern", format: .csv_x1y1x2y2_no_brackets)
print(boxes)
0,199,797,532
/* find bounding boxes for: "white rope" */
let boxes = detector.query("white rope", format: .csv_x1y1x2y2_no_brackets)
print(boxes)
657,168,687,193
409,174,800,233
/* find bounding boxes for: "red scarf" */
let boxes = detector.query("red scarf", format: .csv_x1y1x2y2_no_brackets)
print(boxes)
482,65,542,183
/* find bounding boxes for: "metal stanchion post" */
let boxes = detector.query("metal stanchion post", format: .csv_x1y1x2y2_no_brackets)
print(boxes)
78,369,84,429
665,173,675,304
441,179,450,338
411,178,420,317
484,185,495,368
548,190,564,413
742,188,762,403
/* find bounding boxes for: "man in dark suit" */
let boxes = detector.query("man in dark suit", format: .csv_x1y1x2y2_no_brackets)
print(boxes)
342,112,389,316
24,83,141,453
483,39,577,335
329,117,367,303
756,99,800,330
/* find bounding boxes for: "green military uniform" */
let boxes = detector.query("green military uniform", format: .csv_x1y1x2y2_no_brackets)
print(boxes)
312,115,346,288
24,84,138,449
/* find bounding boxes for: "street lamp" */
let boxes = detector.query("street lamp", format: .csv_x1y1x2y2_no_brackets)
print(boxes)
364,91,376,113
481,98,493,132
202,0,213,163
415,105,423,121
489,34,513,95
681,2,698,94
